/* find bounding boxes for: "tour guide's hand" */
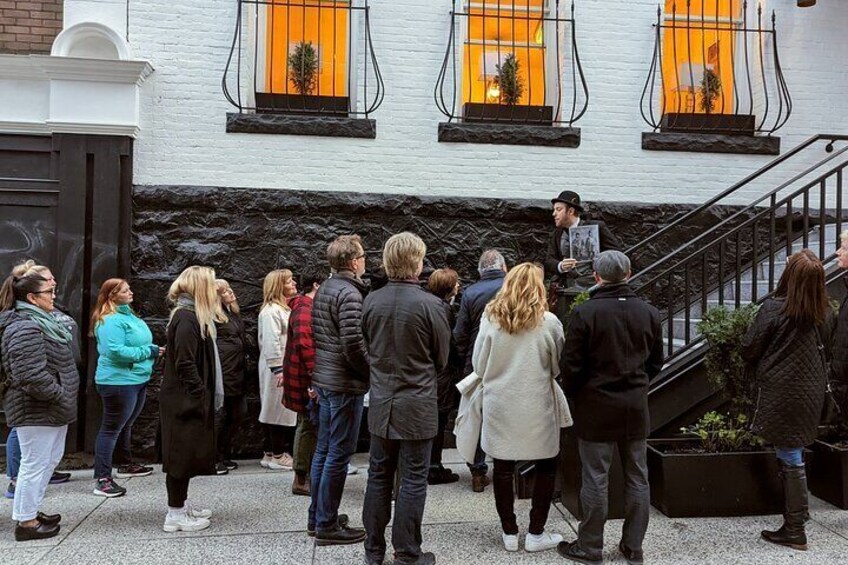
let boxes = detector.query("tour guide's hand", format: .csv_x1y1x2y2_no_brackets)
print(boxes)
272,366,284,387
560,258,578,272
308,387,318,400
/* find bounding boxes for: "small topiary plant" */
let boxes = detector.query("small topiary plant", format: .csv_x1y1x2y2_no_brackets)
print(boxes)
289,41,319,95
699,68,722,114
495,53,524,106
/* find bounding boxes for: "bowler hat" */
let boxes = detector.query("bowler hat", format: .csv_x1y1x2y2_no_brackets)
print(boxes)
551,190,583,211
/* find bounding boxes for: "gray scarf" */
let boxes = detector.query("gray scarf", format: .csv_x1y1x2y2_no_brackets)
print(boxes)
176,294,224,411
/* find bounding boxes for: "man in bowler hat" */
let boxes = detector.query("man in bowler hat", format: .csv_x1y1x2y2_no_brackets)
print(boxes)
544,191,623,320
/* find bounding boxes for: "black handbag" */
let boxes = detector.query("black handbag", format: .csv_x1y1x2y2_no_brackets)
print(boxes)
815,325,842,425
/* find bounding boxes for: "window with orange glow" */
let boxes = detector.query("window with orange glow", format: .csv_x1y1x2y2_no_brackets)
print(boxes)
462,0,549,106
662,0,742,114
265,0,349,96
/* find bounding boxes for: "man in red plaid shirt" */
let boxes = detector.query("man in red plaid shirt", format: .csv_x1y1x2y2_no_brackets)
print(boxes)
283,271,326,496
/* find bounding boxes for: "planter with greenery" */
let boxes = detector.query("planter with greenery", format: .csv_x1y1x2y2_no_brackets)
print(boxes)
659,69,755,135
255,40,350,117
648,304,787,517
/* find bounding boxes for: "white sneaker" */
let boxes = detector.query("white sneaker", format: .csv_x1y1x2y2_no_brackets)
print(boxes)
260,454,272,468
163,512,211,533
185,500,212,519
347,464,359,475
502,532,519,552
268,453,293,470
525,532,563,552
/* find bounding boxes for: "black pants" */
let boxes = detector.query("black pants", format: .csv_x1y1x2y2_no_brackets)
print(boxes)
364,435,433,564
429,410,450,470
215,395,247,461
263,423,295,456
166,474,191,508
493,457,557,536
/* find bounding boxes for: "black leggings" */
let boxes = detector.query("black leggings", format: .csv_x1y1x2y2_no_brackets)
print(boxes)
166,474,191,508
430,410,450,468
263,424,295,456
492,457,558,535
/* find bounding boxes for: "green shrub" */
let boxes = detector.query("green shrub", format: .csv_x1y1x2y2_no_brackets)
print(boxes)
288,41,318,95
682,411,765,453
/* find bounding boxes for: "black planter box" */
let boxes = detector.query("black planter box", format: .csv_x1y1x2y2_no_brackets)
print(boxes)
808,439,848,509
255,93,349,117
660,113,755,135
557,428,626,519
462,102,554,126
647,438,782,517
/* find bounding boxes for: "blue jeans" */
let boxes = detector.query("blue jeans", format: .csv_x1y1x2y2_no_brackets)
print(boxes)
309,386,364,532
776,447,804,467
5,427,20,479
94,383,148,479
364,435,433,564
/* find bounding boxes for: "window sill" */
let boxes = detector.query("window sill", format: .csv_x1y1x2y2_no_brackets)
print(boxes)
641,132,780,155
438,122,580,148
226,113,376,139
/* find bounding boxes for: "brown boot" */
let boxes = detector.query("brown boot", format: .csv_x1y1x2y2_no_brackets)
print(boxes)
472,473,488,493
292,472,310,497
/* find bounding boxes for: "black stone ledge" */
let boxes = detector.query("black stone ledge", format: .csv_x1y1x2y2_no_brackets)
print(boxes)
642,131,780,156
438,122,580,148
226,113,376,139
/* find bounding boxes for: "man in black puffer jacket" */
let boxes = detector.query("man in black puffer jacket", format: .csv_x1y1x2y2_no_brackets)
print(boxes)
831,235,848,433
308,234,371,546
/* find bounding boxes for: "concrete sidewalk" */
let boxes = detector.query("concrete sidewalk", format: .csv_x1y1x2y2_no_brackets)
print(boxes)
2,449,847,564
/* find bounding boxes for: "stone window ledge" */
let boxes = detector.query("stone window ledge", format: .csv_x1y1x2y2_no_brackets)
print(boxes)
226,113,376,139
642,132,780,155
438,122,580,148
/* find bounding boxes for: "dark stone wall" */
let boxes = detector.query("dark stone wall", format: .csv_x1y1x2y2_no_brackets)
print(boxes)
128,184,738,459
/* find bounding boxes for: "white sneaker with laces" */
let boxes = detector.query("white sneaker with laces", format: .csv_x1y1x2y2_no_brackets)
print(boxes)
502,532,519,552
524,531,563,552
347,464,359,475
163,512,211,533
260,454,272,468
185,500,212,519
268,453,293,470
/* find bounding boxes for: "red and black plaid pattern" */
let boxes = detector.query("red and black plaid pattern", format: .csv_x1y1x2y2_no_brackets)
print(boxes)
282,294,315,413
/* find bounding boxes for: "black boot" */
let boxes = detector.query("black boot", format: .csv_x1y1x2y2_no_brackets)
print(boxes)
761,464,808,551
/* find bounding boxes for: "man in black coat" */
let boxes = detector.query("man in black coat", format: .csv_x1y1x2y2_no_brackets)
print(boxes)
544,191,623,321
557,251,663,565
309,234,370,545
362,232,450,565
831,232,848,433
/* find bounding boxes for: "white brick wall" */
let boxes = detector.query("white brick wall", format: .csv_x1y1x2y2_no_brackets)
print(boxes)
117,0,848,205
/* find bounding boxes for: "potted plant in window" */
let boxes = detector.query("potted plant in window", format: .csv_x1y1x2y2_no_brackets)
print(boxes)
660,67,756,135
462,53,555,126
255,40,349,117
647,304,786,517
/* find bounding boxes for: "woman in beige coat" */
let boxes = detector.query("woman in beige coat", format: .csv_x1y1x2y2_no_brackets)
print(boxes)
257,269,299,470
471,263,570,554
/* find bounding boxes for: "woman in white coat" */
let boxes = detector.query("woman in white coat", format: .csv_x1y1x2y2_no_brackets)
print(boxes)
470,263,570,554
257,269,299,470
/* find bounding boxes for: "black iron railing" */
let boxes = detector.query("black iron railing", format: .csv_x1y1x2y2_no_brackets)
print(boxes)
223,0,384,117
435,0,588,126
640,1,791,135
628,134,848,365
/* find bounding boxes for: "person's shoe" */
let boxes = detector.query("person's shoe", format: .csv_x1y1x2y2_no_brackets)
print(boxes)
428,467,460,485
223,460,239,471
268,453,294,471
315,524,366,546
5,481,14,499
292,474,310,496
36,511,61,526
347,463,359,475
502,532,519,552
308,514,349,537
185,500,212,519
49,471,71,484
93,478,127,498
363,557,384,565
214,462,229,475
391,552,436,565
260,454,272,468
115,464,153,478
761,524,808,551
471,473,487,493
15,521,60,541
556,541,603,564
163,512,210,533
618,540,645,564
525,531,563,552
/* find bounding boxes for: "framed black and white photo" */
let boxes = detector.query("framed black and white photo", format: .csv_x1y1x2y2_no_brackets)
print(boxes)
569,224,600,263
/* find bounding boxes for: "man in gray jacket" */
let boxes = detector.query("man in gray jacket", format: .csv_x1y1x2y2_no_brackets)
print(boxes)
362,232,450,565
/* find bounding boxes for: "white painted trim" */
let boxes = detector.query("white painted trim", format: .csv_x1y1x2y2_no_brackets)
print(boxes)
46,121,141,137
0,121,51,134
51,22,132,60
37,56,154,85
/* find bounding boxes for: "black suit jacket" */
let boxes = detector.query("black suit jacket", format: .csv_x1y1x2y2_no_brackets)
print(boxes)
544,220,623,282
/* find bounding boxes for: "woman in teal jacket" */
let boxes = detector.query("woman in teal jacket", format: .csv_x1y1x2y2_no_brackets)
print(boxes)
90,278,162,498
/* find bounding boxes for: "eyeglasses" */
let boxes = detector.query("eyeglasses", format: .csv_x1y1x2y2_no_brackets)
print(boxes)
32,289,56,296
354,254,366,260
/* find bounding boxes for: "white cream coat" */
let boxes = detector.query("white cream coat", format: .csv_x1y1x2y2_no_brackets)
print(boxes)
257,303,297,427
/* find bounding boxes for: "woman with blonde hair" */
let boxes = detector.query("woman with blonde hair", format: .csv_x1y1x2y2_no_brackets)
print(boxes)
159,266,225,533
89,278,161,498
457,262,570,554
257,269,299,470
213,279,247,474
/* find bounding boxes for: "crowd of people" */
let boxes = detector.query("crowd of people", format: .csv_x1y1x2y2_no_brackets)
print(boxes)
1,190,847,565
